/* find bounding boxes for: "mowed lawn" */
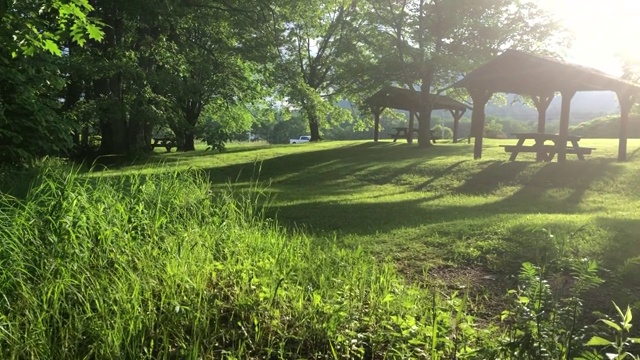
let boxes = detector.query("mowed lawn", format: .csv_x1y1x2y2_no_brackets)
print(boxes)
105,138,640,302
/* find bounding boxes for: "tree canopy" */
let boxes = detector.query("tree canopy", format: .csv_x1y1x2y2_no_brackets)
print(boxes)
362,0,567,147
0,0,571,165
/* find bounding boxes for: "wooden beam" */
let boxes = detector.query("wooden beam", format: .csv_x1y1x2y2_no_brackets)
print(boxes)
557,90,576,162
469,88,492,159
373,107,381,142
408,111,415,144
617,92,635,161
449,109,466,143
532,93,554,133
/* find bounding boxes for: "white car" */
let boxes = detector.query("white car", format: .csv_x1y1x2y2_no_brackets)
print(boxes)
289,136,311,144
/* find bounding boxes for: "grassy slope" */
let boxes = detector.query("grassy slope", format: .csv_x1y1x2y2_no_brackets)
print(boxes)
105,139,640,301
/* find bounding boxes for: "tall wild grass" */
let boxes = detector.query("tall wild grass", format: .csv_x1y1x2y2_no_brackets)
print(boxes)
0,164,492,359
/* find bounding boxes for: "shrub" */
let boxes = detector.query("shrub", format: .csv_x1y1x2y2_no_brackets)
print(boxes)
196,120,229,152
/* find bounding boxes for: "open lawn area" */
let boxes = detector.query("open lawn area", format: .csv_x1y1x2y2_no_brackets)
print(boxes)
109,138,640,292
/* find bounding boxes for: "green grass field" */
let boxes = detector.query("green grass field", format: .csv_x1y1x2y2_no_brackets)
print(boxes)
110,138,640,287
3,138,640,358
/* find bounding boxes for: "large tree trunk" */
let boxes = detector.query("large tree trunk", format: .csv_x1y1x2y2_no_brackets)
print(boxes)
96,75,130,154
305,106,322,141
173,126,196,152
98,103,129,154
128,109,152,153
183,132,196,151
94,7,136,155
417,103,433,148
176,101,202,152
418,60,435,148
308,115,321,141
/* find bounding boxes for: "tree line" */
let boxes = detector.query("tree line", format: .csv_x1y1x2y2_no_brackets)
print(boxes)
1,0,566,166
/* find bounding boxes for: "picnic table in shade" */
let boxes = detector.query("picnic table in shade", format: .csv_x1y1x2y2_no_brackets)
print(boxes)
500,133,595,161
453,49,640,162
390,127,442,143
150,137,177,152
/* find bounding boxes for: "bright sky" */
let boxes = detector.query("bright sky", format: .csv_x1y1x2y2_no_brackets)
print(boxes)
535,0,640,75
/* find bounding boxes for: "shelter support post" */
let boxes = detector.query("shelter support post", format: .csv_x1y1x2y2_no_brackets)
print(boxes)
617,92,635,161
469,88,492,159
532,93,554,161
408,111,416,144
557,90,576,162
449,109,466,143
532,93,554,133
373,107,382,142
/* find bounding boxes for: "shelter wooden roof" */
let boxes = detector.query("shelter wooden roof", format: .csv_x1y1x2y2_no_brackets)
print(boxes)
365,86,470,113
454,49,640,96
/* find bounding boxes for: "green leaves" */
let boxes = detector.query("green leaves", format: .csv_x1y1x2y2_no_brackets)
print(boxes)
586,336,614,346
2,0,103,58
85,23,103,41
274,0,368,137
43,39,62,56
583,303,640,360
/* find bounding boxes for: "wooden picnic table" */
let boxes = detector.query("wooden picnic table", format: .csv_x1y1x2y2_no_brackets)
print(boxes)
390,127,441,143
500,133,595,161
151,137,177,152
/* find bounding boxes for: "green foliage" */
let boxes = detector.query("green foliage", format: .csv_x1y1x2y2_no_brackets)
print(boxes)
196,119,230,152
202,101,261,138
580,304,640,360
498,229,605,359
484,118,506,138
0,0,103,166
1,0,569,161
431,124,454,140
0,55,73,165
1,0,104,57
269,112,310,144
274,0,370,139
156,1,272,150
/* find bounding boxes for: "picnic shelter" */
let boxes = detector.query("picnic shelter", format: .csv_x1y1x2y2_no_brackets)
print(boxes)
454,49,640,162
365,86,470,143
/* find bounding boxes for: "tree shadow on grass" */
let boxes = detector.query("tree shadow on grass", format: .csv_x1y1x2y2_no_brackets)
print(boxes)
272,158,621,236
452,158,620,211
454,161,530,195
626,146,640,160
595,218,640,268
202,142,474,194
413,160,467,191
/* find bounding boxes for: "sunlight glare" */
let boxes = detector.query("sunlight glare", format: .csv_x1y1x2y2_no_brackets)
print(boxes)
536,0,640,73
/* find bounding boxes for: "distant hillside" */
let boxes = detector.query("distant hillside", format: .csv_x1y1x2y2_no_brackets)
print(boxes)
570,115,640,138
486,92,619,123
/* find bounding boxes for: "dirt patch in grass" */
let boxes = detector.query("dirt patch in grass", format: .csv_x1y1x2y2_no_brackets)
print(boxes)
394,262,516,320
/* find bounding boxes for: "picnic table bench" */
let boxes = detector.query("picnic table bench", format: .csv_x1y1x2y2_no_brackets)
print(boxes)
150,137,177,152
390,127,442,143
500,133,595,161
